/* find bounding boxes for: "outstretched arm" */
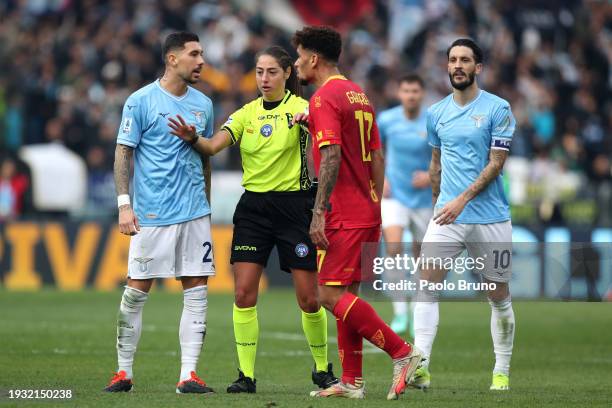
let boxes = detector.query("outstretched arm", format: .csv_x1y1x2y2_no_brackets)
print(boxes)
114,144,140,235
434,149,508,225
310,144,341,249
167,114,232,156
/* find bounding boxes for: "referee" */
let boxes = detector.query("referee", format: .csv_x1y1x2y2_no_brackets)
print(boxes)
168,46,337,394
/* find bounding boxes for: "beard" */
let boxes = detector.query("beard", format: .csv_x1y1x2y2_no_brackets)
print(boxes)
449,71,475,90
185,76,198,85
180,71,199,85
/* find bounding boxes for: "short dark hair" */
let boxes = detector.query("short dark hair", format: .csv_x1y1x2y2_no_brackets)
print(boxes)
162,31,200,62
446,38,483,64
292,26,342,63
398,73,424,88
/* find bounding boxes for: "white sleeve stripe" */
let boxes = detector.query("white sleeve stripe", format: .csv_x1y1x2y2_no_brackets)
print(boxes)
117,140,137,148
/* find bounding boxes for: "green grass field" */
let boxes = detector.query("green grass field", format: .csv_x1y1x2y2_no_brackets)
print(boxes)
1,289,611,407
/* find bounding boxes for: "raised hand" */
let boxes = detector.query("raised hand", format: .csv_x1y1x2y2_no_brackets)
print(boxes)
167,114,197,144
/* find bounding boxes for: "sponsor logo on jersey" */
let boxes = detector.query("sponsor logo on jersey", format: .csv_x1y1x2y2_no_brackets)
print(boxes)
314,96,321,108
258,114,281,120
158,112,170,118
295,243,309,258
260,124,273,137
224,117,233,126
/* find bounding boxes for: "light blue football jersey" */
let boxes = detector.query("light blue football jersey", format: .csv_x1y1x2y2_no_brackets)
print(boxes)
378,106,432,209
116,80,214,226
427,90,515,224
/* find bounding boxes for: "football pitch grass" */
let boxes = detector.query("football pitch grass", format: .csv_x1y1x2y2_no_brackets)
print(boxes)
1,289,611,407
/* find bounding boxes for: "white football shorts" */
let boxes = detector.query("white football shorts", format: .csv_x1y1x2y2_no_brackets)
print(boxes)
382,198,432,242
420,216,512,283
127,215,215,280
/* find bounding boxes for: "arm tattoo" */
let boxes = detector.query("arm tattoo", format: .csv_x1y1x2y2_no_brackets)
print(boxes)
463,149,508,201
314,145,341,213
202,155,211,204
429,148,441,204
114,144,133,197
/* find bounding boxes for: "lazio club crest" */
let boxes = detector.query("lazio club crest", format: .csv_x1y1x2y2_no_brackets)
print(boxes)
471,114,486,128
191,111,203,124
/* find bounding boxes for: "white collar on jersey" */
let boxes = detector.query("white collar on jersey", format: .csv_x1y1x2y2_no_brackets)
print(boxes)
451,89,483,109
156,79,191,101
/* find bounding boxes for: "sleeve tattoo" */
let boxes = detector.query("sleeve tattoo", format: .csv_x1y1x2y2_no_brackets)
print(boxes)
314,145,341,213
429,147,441,204
114,144,133,200
463,149,508,201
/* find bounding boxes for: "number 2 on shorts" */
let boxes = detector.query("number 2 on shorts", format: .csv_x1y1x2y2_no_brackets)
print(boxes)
202,242,212,263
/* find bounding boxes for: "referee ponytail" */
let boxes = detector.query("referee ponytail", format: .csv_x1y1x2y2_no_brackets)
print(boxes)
256,46,302,97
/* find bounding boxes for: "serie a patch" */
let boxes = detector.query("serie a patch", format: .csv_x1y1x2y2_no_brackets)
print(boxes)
122,117,133,134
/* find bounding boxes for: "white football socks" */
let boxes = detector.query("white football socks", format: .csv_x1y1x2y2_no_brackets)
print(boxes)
117,286,149,379
489,296,515,376
179,285,208,381
413,301,439,368
392,301,408,316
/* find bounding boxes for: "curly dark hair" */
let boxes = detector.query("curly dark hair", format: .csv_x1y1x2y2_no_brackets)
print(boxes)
292,26,342,63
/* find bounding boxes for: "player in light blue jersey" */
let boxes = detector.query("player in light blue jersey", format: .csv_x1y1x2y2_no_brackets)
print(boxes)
105,32,215,395
411,39,516,392
378,74,432,337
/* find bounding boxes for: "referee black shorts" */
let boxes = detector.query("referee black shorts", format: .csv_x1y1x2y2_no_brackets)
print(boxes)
230,189,316,272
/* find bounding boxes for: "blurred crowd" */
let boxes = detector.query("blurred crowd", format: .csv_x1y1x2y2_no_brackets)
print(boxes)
0,0,610,225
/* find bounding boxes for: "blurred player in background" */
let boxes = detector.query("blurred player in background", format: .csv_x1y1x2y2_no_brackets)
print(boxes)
105,32,215,394
168,45,337,394
293,26,422,400
377,74,432,337
412,38,516,391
